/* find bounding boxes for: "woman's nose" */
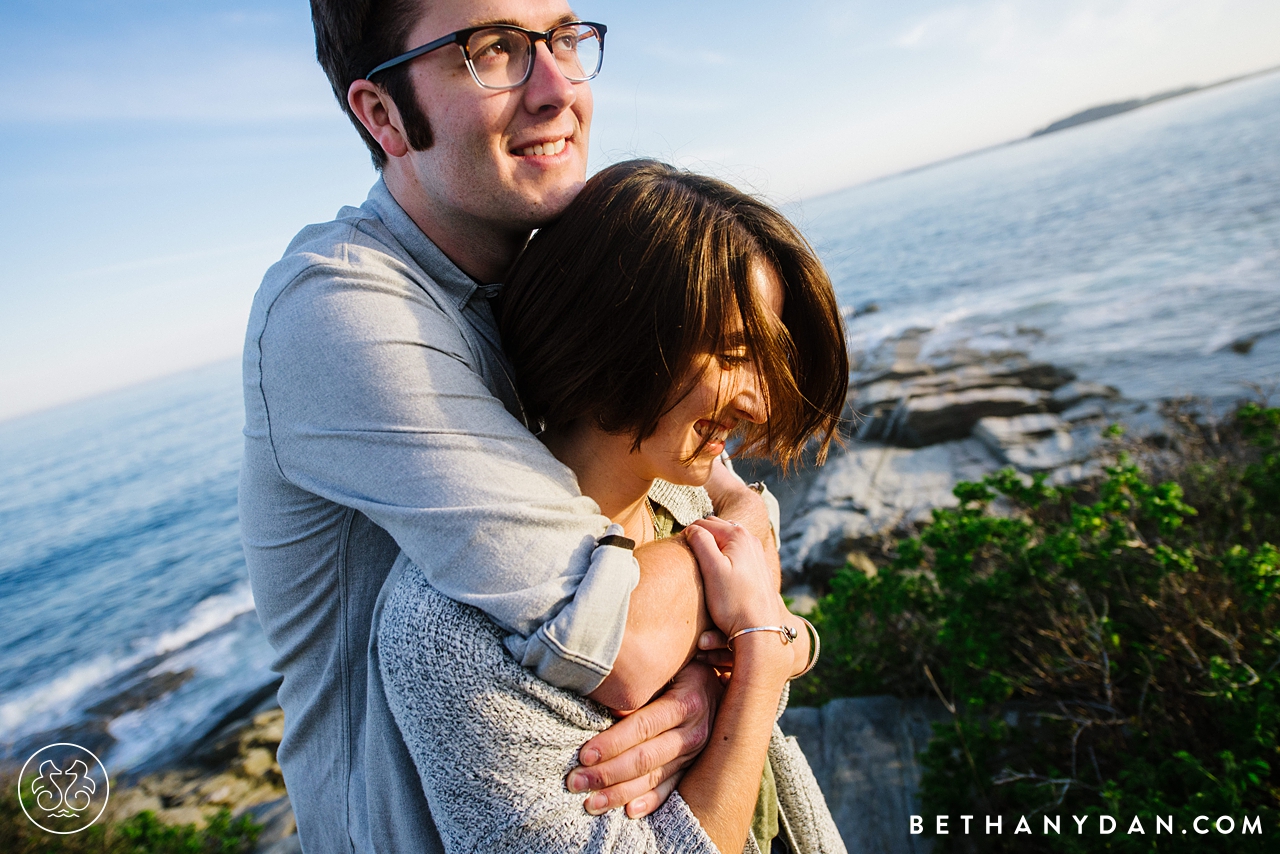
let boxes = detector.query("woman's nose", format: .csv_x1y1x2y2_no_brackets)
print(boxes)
733,366,768,424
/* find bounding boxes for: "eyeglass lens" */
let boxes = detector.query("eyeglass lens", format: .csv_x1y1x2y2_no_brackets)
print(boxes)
466,24,602,89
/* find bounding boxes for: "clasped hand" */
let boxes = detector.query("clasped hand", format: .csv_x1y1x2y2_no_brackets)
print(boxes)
565,471,791,818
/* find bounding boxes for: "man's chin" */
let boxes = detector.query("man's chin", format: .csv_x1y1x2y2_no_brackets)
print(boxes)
519,178,588,227
505,146,588,209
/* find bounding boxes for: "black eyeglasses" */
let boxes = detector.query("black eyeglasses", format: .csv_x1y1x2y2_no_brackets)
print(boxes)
365,21,606,90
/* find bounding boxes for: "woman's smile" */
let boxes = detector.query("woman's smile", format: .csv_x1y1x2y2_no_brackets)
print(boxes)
693,418,738,455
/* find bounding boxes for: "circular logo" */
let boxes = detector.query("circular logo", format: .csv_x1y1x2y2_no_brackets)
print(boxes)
17,743,110,834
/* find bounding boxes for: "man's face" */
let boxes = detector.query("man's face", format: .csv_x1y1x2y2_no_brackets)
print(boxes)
398,0,593,237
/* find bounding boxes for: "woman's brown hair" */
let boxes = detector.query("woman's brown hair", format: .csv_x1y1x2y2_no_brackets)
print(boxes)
499,160,848,470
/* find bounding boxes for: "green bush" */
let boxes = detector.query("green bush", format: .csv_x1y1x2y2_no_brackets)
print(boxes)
1,780,259,854
797,403,1280,851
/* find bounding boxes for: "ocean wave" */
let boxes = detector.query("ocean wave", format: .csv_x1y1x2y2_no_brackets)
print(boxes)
149,584,256,658
0,654,124,736
0,583,256,742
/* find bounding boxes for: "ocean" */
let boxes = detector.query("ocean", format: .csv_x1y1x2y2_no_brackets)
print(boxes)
1,70,1277,773
800,70,1280,403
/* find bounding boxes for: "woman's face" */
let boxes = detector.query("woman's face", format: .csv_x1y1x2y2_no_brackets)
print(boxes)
633,260,785,486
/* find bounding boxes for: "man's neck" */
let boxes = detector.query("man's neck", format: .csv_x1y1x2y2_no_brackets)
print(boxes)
383,170,529,285
542,423,654,543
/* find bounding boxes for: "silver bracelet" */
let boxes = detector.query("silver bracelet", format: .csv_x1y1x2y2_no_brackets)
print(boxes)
727,624,798,650
791,616,821,680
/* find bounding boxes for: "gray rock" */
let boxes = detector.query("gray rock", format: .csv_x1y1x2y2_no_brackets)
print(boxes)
992,360,1076,391
257,834,302,854
973,414,1099,472
783,584,820,616
846,339,1077,448
852,380,910,413
919,359,1073,394
1031,426,1105,471
244,794,296,850
894,387,1049,447
1005,431,1098,472
780,439,1003,576
1048,459,1107,486
972,413,1065,450
781,697,948,854
1050,380,1120,410
1060,400,1107,423
854,328,932,381
781,506,881,581
1108,402,1170,442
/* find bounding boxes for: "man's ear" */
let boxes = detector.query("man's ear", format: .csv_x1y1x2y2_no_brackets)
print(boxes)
348,79,410,159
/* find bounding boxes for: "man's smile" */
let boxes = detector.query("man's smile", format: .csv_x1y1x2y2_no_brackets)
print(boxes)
514,136,568,156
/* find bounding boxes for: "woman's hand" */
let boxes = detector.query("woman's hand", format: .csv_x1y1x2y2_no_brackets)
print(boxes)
685,515,790,645
687,519,813,682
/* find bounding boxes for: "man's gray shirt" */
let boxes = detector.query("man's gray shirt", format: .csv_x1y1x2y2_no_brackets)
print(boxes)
239,179,640,853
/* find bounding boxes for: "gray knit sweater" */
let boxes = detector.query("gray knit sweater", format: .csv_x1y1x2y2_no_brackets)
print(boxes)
378,559,847,853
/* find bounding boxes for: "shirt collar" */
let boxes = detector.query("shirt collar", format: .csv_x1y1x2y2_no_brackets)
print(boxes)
363,177,500,308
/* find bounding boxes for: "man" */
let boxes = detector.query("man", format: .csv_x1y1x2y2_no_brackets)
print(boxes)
240,1,778,851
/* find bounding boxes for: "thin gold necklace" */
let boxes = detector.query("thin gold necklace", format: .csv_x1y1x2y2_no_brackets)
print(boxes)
642,496,658,545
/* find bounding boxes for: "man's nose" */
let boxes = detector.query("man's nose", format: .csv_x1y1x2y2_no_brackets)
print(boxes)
522,40,577,112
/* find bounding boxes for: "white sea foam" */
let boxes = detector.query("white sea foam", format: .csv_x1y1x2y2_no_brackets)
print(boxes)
147,583,255,657
0,655,126,735
0,582,257,742
108,621,277,770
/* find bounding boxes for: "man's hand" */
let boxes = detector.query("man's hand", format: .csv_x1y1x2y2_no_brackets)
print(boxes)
694,628,734,674
567,662,722,818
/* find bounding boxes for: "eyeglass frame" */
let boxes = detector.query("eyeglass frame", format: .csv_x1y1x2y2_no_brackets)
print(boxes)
364,21,607,89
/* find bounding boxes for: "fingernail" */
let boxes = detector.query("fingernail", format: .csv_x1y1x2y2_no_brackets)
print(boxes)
585,793,609,815
566,771,589,793
698,632,716,649
627,799,651,819
694,652,707,662
580,747,600,766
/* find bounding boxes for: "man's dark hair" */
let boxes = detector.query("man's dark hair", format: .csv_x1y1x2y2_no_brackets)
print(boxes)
311,0,433,168
500,160,849,471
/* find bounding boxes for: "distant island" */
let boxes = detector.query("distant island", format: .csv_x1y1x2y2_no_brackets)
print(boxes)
1030,64,1280,138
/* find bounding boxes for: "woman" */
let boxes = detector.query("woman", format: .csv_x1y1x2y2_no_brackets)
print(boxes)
378,161,849,853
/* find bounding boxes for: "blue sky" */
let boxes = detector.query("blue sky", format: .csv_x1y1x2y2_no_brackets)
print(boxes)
2,0,1279,421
